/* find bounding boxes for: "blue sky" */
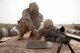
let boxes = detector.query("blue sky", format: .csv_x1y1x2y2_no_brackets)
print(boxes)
0,0,80,24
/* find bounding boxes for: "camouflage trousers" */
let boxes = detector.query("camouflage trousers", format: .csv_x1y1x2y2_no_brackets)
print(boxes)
18,22,35,39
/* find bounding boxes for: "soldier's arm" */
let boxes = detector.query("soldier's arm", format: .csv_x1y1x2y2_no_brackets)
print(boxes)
36,32,43,40
39,13,44,22
22,9,37,31
36,27,45,40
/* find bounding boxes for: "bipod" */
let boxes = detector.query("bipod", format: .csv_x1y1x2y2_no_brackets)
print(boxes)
57,43,75,53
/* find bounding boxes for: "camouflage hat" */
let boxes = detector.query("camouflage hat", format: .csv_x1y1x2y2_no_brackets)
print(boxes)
29,2,39,12
43,19,54,28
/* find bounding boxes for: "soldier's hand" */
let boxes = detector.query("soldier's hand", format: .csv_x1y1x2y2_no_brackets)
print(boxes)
33,30,38,35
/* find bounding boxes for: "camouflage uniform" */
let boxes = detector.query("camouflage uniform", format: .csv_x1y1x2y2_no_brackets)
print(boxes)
36,19,66,42
36,19,56,41
18,2,43,40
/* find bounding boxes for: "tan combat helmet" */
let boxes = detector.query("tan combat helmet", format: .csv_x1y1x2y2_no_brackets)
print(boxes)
43,19,54,29
29,2,39,12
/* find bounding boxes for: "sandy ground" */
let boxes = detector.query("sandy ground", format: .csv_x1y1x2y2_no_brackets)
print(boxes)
0,34,80,53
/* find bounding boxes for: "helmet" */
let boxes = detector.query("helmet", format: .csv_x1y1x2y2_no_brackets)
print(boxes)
29,2,39,12
43,19,53,28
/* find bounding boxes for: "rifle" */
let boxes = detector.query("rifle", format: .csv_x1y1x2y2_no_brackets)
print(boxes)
47,26,80,53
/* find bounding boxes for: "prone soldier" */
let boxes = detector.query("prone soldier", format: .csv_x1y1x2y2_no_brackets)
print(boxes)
18,2,43,40
36,19,66,42
36,19,56,41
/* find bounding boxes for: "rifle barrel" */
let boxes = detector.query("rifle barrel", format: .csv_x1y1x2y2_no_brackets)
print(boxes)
66,33,80,42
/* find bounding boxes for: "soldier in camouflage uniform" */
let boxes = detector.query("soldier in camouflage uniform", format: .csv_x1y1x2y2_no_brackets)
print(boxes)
36,19,57,41
18,2,43,40
36,19,66,42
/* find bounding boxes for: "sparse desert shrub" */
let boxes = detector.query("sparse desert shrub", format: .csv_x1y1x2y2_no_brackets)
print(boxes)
0,23,17,28
74,26,80,31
